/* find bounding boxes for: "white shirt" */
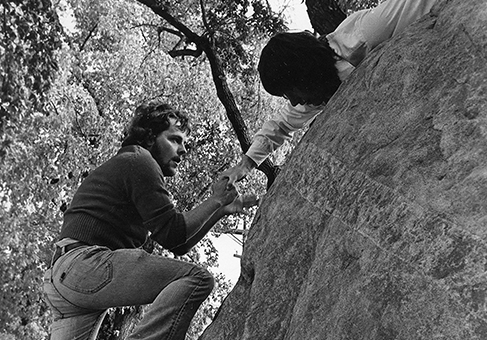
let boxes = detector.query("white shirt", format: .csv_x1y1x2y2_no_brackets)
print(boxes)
247,0,437,166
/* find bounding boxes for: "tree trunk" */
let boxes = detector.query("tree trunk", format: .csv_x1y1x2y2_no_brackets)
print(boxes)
197,36,279,188
200,0,487,339
306,0,346,35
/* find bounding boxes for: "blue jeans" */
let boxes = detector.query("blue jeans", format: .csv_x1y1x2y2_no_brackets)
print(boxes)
43,243,214,340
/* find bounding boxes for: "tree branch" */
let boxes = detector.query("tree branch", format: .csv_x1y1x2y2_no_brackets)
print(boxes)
305,0,346,35
168,48,202,58
199,0,211,33
79,22,99,52
136,0,201,43
159,26,185,37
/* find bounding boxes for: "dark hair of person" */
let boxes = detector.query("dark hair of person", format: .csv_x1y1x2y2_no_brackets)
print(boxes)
122,102,191,148
258,31,341,100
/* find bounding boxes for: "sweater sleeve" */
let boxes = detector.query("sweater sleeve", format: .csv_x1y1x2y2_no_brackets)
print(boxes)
246,103,325,166
125,148,187,250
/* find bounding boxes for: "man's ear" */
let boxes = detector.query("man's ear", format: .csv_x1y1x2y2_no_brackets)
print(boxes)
143,133,156,150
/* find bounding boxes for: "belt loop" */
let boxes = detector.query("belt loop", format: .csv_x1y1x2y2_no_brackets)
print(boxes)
50,247,58,269
50,245,67,268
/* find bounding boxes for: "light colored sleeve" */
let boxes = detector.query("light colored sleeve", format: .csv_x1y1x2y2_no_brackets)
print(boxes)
246,103,325,166
326,0,437,66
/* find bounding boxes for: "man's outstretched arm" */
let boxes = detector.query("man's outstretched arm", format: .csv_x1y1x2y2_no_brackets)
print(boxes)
170,178,258,255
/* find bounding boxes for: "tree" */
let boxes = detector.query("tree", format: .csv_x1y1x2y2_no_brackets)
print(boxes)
0,0,62,132
0,0,286,338
1,4,63,337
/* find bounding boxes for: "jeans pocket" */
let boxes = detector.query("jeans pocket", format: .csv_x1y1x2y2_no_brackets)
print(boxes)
60,247,113,294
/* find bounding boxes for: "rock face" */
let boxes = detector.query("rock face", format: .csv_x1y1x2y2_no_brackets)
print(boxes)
201,0,487,339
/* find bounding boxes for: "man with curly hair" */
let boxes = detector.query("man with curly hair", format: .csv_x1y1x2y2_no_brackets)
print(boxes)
43,102,257,340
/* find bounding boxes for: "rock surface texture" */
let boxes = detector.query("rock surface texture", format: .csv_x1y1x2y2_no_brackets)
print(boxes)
201,0,487,339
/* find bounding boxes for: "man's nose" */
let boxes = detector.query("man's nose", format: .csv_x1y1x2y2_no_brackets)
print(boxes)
178,144,187,155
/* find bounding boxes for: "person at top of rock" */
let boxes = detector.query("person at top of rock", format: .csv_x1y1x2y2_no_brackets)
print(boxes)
221,0,437,187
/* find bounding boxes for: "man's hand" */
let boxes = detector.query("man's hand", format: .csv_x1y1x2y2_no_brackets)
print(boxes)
221,194,259,215
211,177,238,207
220,155,257,188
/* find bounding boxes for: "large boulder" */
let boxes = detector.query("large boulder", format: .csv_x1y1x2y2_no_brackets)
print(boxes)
202,0,487,339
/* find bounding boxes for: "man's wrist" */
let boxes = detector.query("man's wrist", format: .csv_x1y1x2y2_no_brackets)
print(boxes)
208,196,225,209
241,154,257,171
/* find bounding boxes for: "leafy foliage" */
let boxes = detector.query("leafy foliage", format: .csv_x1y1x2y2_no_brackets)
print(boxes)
204,0,285,76
339,0,379,12
140,0,286,83
0,0,62,130
0,0,279,338
0,111,72,339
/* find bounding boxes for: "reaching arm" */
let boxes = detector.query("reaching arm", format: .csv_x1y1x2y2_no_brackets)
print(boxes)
170,178,258,255
222,103,324,186
220,154,257,188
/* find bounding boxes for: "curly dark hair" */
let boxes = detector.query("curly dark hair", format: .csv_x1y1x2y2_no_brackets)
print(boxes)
122,102,191,148
258,31,341,101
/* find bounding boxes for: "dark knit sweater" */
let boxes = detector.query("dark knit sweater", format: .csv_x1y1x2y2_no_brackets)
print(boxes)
60,145,186,251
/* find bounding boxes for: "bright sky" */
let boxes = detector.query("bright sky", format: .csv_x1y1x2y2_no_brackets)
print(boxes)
209,233,243,284
272,0,312,30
